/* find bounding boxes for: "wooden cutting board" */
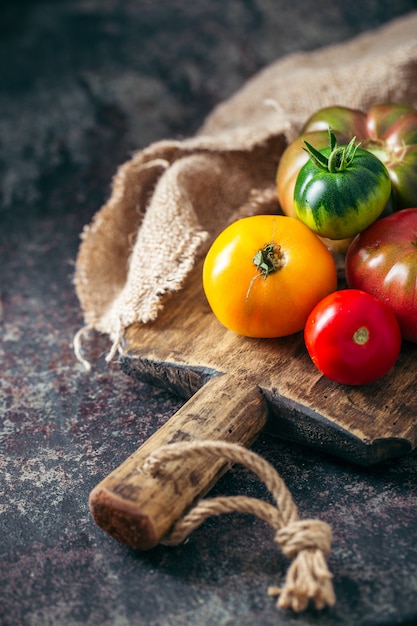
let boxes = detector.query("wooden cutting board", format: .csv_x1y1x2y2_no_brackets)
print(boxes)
89,258,417,549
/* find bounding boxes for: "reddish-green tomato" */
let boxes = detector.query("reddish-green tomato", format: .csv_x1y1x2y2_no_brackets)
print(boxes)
203,215,337,338
301,103,417,210
277,103,417,250
304,289,402,385
346,208,417,343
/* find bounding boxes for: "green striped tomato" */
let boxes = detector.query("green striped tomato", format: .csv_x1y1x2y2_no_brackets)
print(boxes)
294,131,391,240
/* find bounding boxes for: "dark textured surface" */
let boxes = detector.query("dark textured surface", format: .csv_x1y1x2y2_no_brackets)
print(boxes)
2,2,417,625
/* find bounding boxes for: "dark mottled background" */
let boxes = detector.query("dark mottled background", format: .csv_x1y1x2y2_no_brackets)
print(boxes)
2,2,417,625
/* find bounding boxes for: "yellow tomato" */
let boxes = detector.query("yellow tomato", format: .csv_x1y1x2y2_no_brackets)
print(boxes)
203,215,337,338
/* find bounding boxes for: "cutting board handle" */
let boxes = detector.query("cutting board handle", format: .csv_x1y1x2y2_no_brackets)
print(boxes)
89,373,268,549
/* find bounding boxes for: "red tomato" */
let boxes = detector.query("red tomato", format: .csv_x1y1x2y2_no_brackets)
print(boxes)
346,208,417,343
203,215,337,338
304,289,402,385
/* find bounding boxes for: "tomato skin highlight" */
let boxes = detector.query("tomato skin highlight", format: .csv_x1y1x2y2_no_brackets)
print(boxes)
346,208,417,343
304,289,402,385
203,215,337,338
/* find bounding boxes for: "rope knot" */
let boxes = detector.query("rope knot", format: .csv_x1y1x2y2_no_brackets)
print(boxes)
271,518,335,611
275,519,332,560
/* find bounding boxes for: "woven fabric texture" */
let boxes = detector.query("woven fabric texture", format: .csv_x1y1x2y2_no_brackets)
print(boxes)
74,13,417,348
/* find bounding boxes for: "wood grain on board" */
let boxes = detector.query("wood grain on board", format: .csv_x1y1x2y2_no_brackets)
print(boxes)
89,258,417,549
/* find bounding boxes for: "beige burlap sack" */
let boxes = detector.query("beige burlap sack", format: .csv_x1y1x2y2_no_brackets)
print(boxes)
74,12,417,364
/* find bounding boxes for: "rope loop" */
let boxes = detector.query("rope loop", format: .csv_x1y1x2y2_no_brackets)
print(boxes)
143,439,336,612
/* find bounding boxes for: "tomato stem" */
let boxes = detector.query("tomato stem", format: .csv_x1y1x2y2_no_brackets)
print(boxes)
303,127,361,173
353,326,369,345
246,243,284,301
253,243,284,276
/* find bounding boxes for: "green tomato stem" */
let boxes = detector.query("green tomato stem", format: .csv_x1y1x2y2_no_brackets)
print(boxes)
253,243,284,276
353,326,369,345
304,127,360,173
246,243,284,301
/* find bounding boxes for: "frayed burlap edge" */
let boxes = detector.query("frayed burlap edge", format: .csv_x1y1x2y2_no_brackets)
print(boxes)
73,12,417,367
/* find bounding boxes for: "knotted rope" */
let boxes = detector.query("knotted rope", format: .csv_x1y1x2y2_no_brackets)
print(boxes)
143,440,336,612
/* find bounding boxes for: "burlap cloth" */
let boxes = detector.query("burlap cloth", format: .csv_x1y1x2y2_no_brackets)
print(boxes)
74,13,417,360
